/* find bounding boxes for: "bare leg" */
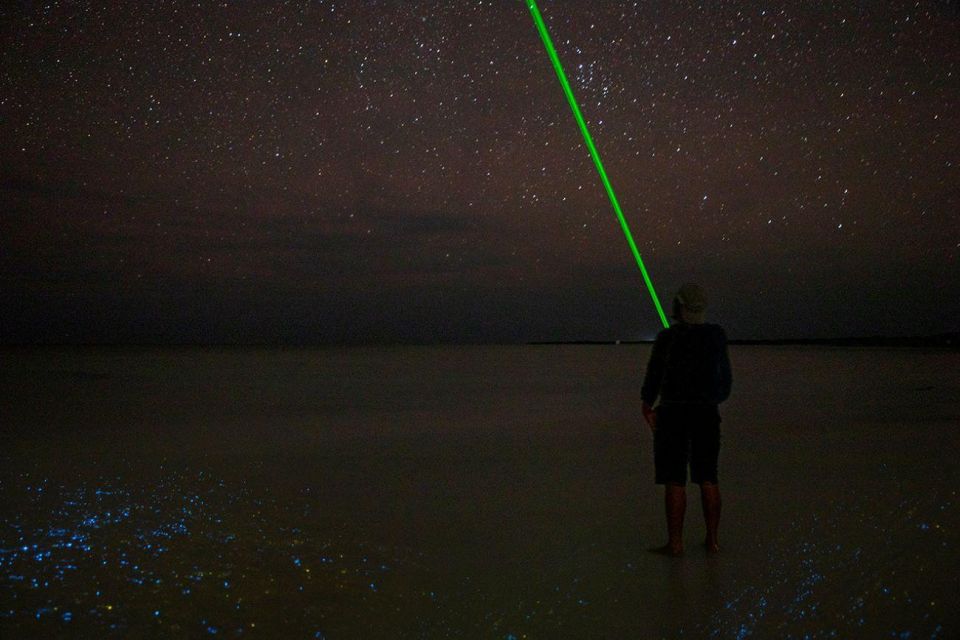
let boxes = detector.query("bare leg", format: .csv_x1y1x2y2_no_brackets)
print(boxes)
700,481,721,554
650,483,686,556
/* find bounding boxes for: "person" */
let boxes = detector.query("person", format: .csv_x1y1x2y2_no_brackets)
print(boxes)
641,283,732,556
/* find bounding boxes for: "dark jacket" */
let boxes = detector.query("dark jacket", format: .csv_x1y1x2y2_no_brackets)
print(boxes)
641,323,732,406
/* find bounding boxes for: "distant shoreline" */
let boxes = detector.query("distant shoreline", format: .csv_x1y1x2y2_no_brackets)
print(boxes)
529,333,959,348
1,333,957,349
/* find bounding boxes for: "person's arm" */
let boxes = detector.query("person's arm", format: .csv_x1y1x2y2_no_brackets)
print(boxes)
642,402,657,430
717,327,732,403
641,331,668,429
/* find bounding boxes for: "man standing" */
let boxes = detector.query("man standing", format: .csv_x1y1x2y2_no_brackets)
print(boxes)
641,283,732,556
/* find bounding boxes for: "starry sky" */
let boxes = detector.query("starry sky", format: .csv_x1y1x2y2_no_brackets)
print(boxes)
2,1,957,344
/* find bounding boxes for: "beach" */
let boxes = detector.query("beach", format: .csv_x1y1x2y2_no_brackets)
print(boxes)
1,345,958,638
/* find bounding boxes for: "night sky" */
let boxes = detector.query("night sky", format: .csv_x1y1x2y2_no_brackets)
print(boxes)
2,1,957,344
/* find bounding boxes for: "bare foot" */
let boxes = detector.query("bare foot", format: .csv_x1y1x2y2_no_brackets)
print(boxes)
648,544,684,557
704,540,720,555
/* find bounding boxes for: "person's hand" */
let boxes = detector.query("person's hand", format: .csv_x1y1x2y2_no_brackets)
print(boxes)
642,402,657,432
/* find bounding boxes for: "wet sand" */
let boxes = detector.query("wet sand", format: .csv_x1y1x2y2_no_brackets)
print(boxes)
1,345,958,638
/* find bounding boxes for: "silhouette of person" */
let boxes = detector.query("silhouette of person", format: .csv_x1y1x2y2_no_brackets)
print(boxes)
641,283,732,556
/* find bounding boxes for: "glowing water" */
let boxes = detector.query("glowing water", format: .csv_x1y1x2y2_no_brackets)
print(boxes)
1,346,957,637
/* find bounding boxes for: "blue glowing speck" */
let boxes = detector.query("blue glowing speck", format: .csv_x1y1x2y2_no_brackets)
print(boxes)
293,557,302,567
154,610,160,617
62,611,73,622
369,582,377,592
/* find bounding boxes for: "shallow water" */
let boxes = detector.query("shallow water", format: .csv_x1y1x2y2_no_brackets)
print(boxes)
1,345,958,638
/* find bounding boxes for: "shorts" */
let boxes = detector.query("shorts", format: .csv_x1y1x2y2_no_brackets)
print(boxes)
653,404,721,485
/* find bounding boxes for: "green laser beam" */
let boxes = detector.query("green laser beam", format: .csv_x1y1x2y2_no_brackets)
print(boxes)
526,0,669,329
